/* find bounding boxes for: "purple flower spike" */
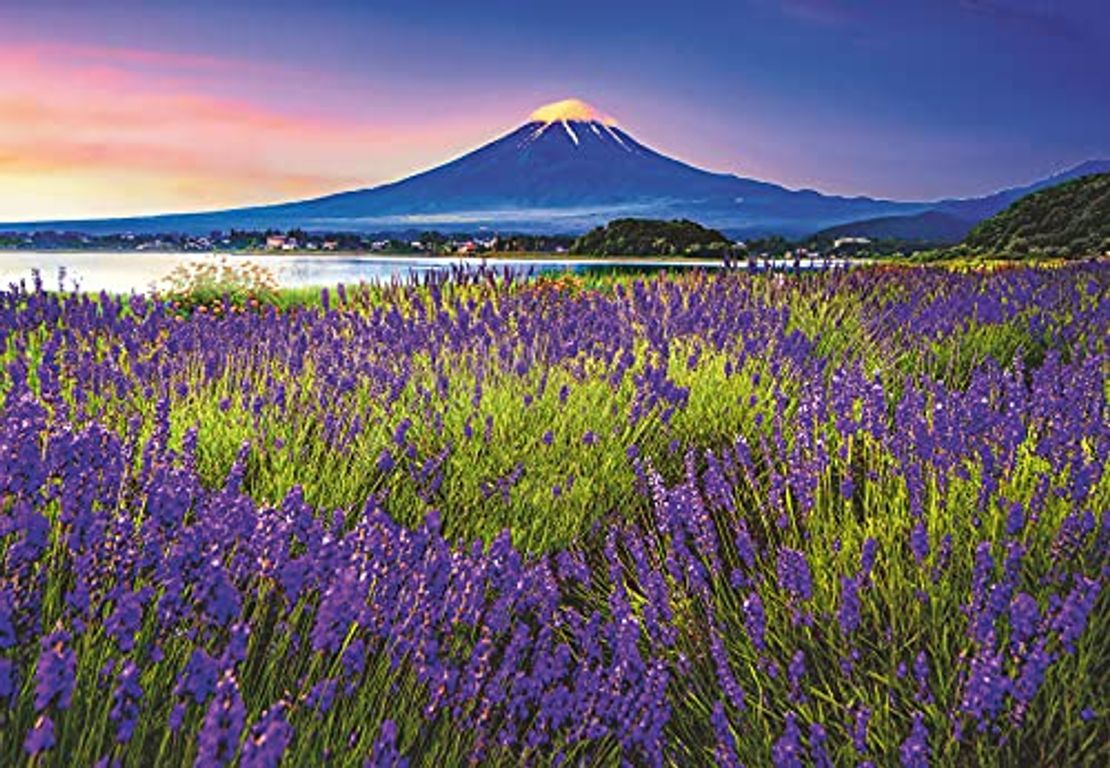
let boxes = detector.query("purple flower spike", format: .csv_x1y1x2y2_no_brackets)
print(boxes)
910,521,929,564
241,702,293,768
711,702,742,768
838,575,862,635
24,715,56,756
772,711,805,768
34,631,76,712
809,722,832,768
777,548,813,601
851,705,871,755
743,591,767,651
110,661,143,743
196,672,246,767
366,719,409,768
899,712,930,768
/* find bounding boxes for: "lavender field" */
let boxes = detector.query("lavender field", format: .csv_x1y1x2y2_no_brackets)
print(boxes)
0,264,1106,766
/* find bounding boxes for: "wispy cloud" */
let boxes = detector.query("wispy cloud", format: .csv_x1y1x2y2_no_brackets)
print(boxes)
772,0,868,28
15,40,250,74
958,0,1082,39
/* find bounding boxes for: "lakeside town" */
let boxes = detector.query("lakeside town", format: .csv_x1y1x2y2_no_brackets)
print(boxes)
0,228,566,255
0,226,880,260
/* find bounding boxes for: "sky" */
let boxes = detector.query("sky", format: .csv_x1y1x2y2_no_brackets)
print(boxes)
0,0,1107,221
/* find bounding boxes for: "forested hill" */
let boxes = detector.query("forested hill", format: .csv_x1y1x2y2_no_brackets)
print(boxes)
956,173,1109,259
570,218,733,256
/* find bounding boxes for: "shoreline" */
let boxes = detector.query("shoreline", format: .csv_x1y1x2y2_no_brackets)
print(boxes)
0,249,856,269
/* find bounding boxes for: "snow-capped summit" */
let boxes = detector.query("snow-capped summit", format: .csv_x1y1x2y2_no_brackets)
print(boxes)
519,99,636,153
529,98,616,126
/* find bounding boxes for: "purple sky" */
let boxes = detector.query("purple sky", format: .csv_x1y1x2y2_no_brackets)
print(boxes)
1,0,1107,219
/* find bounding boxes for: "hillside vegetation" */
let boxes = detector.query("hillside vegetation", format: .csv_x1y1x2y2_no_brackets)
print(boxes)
571,217,733,256
949,173,1109,259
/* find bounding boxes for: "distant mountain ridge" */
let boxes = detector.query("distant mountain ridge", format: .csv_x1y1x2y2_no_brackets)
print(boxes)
935,160,1110,221
815,211,977,244
1,98,1106,240
815,160,1110,244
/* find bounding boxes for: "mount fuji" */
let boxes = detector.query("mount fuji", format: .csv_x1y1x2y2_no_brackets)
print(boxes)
251,99,921,237
4,99,1107,238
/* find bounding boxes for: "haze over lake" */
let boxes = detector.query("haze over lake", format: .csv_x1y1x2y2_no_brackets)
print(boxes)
0,252,739,294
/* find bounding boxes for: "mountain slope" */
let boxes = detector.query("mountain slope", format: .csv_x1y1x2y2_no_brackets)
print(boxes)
814,210,977,244
954,173,1110,258
261,118,924,235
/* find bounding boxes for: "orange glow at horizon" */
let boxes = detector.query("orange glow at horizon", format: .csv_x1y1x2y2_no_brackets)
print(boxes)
0,42,501,222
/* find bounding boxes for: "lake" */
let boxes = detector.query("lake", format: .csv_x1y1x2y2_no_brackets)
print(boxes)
0,252,744,294
0,252,851,294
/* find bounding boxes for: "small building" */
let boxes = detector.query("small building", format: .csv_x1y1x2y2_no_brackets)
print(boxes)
323,240,340,251
265,235,287,250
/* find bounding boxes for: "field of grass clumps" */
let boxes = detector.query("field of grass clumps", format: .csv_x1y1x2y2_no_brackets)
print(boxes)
0,263,1106,766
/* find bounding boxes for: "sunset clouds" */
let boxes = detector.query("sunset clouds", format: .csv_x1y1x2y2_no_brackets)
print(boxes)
0,41,495,221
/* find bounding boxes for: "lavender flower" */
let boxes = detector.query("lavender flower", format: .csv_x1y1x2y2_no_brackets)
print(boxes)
899,712,930,768
366,719,408,768
787,650,806,703
1005,501,1025,537
106,589,147,653
34,631,76,712
743,591,767,651
110,661,143,743
960,647,1008,730
776,548,813,601
910,521,929,564
809,722,832,768
772,711,805,768
1051,575,1100,653
1009,592,1040,650
839,575,862,635
851,705,871,755
196,671,246,767
860,537,879,579
24,715,55,756
913,651,932,704
376,448,396,473
710,628,746,712
240,702,293,768
711,701,743,768
1011,639,1053,709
